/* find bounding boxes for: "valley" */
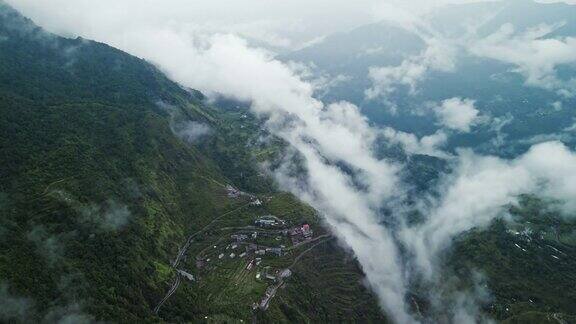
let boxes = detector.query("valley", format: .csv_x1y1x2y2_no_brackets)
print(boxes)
2,0,576,323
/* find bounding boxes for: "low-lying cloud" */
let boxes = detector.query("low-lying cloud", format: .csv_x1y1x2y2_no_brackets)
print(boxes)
365,14,576,105
80,200,131,232
0,283,34,322
173,121,212,144
471,23,576,97
26,225,67,268
50,191,131,232
1,276,95,323
402,141,576,282
433,97,479,132
9,1,576,323
382,127,449,158
366,38,456,99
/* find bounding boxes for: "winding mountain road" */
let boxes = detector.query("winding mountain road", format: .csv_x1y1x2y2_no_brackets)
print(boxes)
154,273,181,314
154,202,252,314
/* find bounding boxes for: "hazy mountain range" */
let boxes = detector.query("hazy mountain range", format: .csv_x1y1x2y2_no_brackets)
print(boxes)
283,0,576,157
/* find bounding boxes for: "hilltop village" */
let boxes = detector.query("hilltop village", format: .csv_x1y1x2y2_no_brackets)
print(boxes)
154,183,332,316
198,213,314,311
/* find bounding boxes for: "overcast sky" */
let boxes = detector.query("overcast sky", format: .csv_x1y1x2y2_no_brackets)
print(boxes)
9,0,575,52
8,0,395,49
1,0,500,49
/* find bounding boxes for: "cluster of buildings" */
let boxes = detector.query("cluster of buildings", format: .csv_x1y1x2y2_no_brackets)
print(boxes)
255,285,277,310
265,247,283,256
289,223,313,245
250,198,262,206
255,267,293,310
231,232,258,242
252,247,283,256
225,184,261,205
260,267,292,282
231,233,249,241
198,219,315,271
225,185,242,198
244,243,283,257
190,215,318,315
254,215,286,227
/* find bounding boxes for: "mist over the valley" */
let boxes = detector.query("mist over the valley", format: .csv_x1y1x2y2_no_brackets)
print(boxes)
6,0,576,322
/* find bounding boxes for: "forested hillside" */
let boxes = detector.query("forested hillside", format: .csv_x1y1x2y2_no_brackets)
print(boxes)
0,3,385,322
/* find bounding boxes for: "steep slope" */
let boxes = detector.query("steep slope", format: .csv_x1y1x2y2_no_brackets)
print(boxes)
282,22,425,75
474,0,576,38
0,3,386,323
280,22,425,109
447,196,576,323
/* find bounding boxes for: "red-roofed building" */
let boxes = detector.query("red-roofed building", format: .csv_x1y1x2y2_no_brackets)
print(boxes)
302,224,312,238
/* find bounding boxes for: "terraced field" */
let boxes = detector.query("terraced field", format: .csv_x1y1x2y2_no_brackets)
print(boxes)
149,190,386,322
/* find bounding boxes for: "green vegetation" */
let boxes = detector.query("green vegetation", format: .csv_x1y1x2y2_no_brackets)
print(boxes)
0,4,385,323
268,240,388,323
5,3,574,323
448,195,576,322
154,190,386,323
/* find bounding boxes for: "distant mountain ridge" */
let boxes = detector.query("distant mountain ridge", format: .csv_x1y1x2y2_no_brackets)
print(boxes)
281,0,576,157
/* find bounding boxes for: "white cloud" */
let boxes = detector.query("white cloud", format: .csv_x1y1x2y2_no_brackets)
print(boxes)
173,121,212,144
401,141,576,280
7,0,508,51
488,114,513,148
3,2,419,319
53,17,413,320
366,60,427,98
5,0,394,50
365,12,576,100
552,101,563,111
382,127,449,158
433,97,479,132
366,38,457,99
536,0,576,4
564,118,576,132
0,283,35,322
9,1,576,323
471,23,576,96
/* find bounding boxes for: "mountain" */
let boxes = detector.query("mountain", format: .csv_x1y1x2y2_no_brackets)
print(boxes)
3,1,576,323
473,0,576,37
280,22,425,115
283,22,425,76
0,3,386,322
426,0,576,37
280,1,576,322
281,0,576,158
